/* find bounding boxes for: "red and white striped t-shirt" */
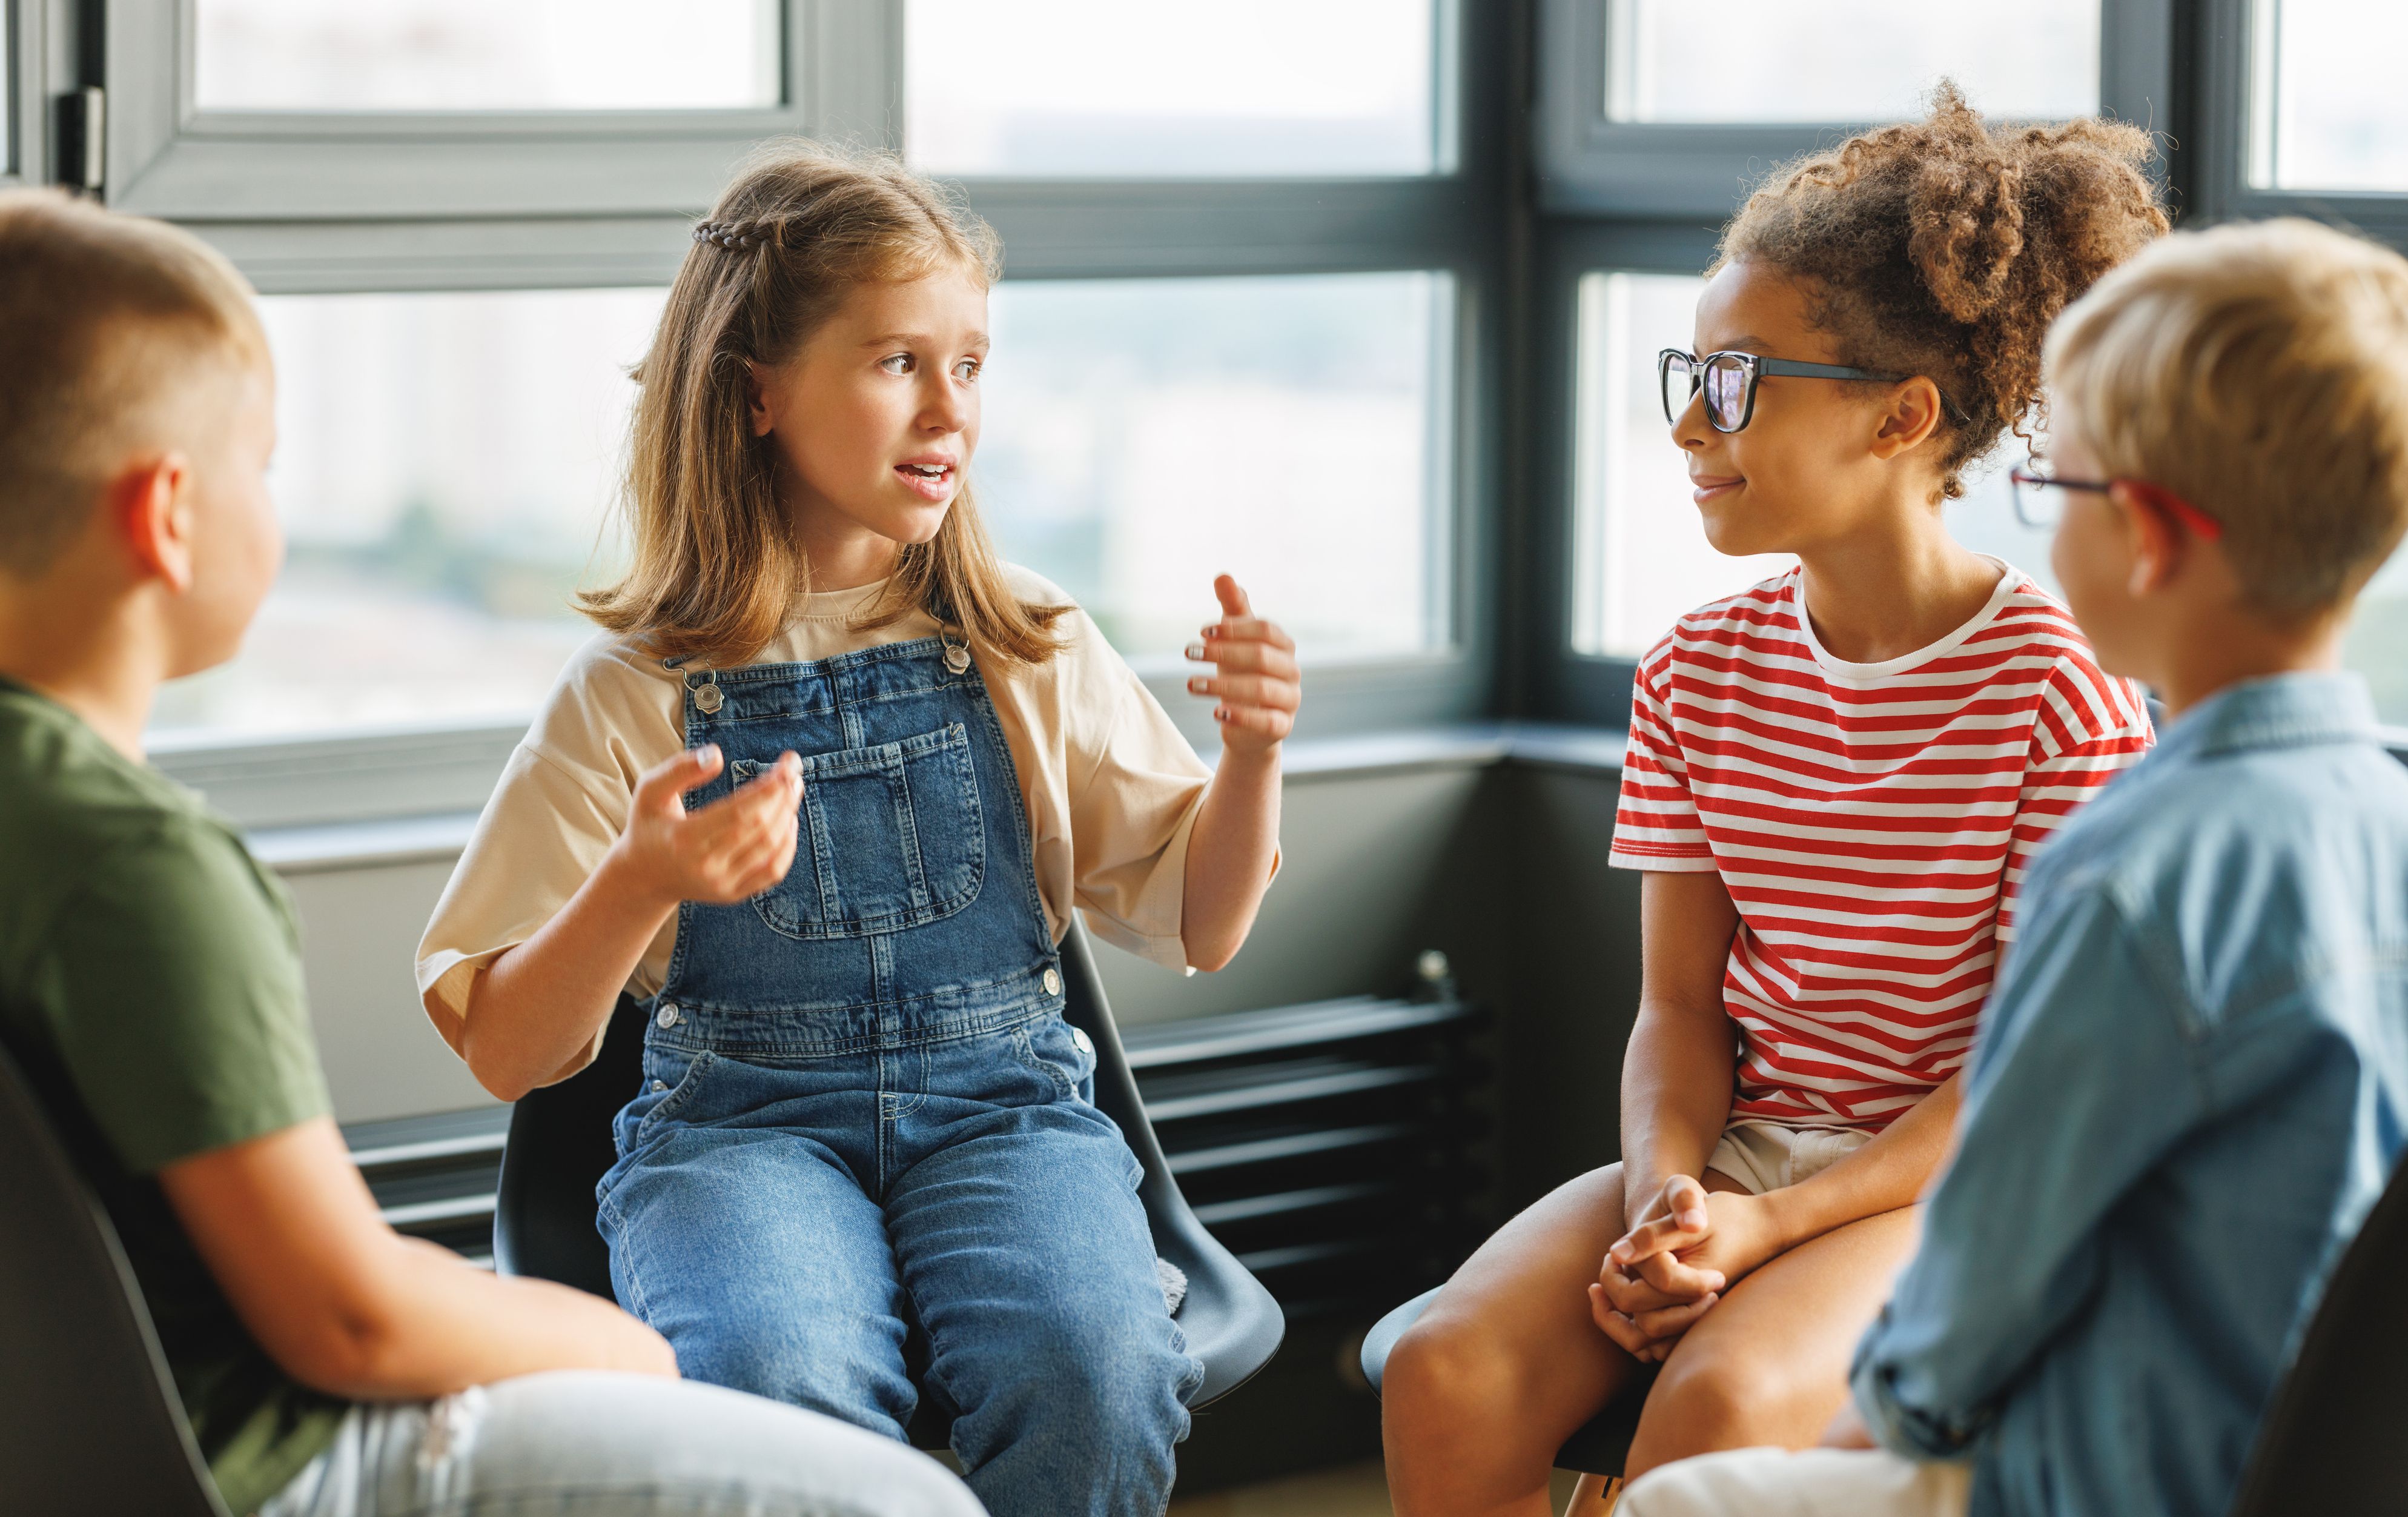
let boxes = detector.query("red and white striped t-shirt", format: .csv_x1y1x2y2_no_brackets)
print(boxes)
1608,561,2152,1131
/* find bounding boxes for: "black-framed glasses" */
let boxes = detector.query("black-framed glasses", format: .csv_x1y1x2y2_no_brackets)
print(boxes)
1659,348,1921,433
2007,463,2224,539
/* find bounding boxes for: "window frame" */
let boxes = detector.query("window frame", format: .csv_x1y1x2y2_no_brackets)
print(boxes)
1523,0,2183,727
1533,0,2178,217
93,0,1517,826
102,0,893,220
3,0,45,187
2189,0,2408,242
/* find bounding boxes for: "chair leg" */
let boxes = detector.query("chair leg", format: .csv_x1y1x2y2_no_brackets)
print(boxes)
1563,1473,1622,1516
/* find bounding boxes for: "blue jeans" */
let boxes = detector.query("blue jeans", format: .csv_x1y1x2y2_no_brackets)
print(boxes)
259,1370,984,1517
597,1012,1201,1517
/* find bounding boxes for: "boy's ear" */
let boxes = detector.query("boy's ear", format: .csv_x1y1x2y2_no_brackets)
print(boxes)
114,454,198,594
2111,481,2186,598
1868,377,1946,459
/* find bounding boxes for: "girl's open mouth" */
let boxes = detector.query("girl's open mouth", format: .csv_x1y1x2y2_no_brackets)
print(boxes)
896,462,955,500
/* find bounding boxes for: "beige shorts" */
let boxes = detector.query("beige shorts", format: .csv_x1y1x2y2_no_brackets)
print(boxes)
1622,1447,1971,1517
1702,1120,1872,1195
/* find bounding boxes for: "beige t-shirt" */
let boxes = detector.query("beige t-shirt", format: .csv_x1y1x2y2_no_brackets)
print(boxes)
414,566,1216,1074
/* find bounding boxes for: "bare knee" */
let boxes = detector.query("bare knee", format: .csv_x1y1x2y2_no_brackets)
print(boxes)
1627,1344,1810,1478
1381,1313,1520,1446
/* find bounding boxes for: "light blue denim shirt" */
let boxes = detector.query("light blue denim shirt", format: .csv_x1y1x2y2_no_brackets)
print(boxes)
1851,672,2408,1517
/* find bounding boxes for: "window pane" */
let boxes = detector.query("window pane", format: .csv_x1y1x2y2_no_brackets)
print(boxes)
1607,0,2098,124
2345,557,2408,727
982,273,1451,662
194,0,781,113
907,0,1436,177
2255,0,2408,191
1569,272,2059,659
150,289,660,742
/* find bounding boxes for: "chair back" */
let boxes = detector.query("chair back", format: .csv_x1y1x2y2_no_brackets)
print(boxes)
1056,921,1285,1405
0,1039,230,1516
491,991,644,1297
2229,1153,2408,1515
492,919,1283,1408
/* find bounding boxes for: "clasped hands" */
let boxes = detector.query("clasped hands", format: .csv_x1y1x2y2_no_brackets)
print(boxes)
1587,1173,1790,1363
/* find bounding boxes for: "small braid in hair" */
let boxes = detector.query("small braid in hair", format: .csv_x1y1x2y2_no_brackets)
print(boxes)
691,217,776,251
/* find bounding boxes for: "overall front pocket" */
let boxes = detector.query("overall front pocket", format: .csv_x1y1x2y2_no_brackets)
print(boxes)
733,722,985,939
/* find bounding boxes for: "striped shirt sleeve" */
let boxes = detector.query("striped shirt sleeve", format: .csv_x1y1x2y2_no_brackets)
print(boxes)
1996,662,2154,943
1609,639,1717,872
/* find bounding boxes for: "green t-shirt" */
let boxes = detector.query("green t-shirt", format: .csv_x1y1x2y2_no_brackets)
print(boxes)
0,677,347,1514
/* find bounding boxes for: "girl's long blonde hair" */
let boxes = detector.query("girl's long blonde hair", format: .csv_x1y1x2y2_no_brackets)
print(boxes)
579,139,1067,666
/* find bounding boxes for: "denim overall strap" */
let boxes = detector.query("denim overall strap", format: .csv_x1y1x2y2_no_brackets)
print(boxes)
649,636,1062,1057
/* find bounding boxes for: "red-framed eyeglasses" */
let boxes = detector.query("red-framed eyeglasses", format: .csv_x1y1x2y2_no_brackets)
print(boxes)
2007,465,2223,540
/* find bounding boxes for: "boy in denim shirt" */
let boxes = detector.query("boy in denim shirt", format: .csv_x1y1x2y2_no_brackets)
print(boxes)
1618,219,2408,1517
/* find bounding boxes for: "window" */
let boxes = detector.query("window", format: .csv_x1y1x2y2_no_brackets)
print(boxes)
1567,271,2058,659
151,288,661,742
1536,0,2136,218
1605,0,2099,124
1,10,12,176
905,0,1441,178
194,0,782,113
2348,559,2408,728
983,273,1452,664
91,0,1495,815
104,0,855,221
2249,0,2408,192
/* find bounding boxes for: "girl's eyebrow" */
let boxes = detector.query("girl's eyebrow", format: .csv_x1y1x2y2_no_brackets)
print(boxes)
857,330,990,349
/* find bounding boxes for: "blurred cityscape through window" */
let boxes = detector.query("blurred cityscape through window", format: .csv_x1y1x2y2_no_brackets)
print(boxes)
1606,0,2099,124
194,0,781,113
154,270,1450,742
907,0,1437,177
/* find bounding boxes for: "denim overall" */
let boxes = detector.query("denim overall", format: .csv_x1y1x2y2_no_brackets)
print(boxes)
595,636,1200,1517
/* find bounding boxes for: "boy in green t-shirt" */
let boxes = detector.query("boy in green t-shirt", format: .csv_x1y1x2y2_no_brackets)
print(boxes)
0,191,982,1517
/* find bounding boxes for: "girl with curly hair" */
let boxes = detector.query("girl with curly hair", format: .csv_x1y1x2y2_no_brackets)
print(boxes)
1382,86,2169,1515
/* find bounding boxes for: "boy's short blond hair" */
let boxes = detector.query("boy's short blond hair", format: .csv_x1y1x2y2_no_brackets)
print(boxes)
2046,217,2408,620
0,189,266,578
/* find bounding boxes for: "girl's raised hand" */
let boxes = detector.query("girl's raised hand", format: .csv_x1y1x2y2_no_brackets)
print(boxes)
1185,575,1301,753
610,744,802,910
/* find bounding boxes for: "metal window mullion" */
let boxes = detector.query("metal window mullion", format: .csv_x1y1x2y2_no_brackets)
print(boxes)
105,0,827,219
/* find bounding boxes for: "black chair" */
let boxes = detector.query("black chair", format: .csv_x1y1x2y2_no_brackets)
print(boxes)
492,916,1287,1441
0,1038,230,1517
2228,1147,2408,1515
1360,1285,1649,1479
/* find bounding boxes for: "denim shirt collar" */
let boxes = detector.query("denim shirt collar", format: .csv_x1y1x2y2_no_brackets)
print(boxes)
2151,671,2383,766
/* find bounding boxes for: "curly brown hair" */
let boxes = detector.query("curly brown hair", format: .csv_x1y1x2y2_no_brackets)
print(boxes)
1715,82,2170,497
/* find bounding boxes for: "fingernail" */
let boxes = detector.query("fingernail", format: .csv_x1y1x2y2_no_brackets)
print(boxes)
1185,642,1207,660
1202,625,1222,639
1214,707,1229,721
700,743,720,764
1189,677,1209,693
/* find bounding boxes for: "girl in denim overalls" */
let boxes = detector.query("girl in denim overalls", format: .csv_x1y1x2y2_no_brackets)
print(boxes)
413,143,1295,1517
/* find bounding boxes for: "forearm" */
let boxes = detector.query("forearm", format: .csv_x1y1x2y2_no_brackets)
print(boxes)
462,846,673,1102
1179,745,1281,972
323,1238,673,1400
1761,1074,1961,1247
1619,999,1738,1230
